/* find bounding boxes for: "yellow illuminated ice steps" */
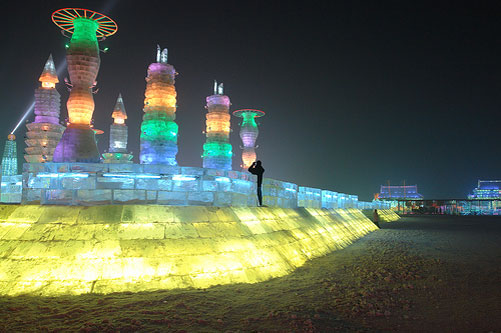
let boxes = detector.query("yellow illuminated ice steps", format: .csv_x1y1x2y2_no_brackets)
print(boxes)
0,206,397,296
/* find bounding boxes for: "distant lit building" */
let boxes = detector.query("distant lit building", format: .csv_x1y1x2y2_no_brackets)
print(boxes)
377,185,423,200
468,180,501,199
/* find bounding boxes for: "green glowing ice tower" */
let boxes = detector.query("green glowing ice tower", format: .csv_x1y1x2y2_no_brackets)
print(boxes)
140,46,178,165
1,135,18,177
51,8,117,162
202,81,232,170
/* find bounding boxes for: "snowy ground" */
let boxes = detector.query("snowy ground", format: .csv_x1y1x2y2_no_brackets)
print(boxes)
1,215,500,332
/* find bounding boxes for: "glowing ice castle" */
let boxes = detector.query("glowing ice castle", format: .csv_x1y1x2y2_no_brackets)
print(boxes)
0,7,393,209
0,7,396,296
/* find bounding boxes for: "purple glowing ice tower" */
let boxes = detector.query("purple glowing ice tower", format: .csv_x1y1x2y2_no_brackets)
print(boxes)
24,54,65,163
232,109,265,170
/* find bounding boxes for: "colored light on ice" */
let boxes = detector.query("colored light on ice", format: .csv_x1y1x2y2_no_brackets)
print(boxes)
38,173,89,178
41,82,56,89
202,142,233,157
172,175,197,181
102,173,161,179
215,177,231,182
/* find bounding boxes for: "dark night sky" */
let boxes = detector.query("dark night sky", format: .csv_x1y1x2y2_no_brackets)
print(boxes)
1,1,500,200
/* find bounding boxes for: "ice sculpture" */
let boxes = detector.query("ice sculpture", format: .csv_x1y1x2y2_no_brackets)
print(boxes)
202,81,233,170
25,55,65,163
102,94,133,163
51,8,117,162
1,134,18,176
140,45,178,165
232,109,265,170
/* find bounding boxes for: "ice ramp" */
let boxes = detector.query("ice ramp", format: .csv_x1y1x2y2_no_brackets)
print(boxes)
0,205,382,296
362,209,400,223
376,209,400,222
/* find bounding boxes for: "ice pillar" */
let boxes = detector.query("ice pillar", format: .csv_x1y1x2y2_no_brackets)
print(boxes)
202,81,232,170
1,135,18,176
25,54,65,163
102,94,133,163
232,109,265,170
140,46,178,165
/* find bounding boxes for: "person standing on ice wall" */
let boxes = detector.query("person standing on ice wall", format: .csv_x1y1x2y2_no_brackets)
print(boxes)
373,209,380,228
248,160,265,206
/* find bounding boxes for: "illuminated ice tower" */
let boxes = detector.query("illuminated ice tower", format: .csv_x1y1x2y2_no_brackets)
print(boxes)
232,109,265,170
202,81,232,170
140,46,178,165
1,135,18,176
102,94,133,163
25,55,65,163
51,8,117,162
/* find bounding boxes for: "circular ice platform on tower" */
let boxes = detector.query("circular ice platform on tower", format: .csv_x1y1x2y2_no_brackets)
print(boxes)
52,8,118,38
232,109,265,118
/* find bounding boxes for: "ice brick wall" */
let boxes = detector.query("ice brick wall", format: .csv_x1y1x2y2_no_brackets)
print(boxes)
20,163,393,209
347,194,359,208
321,190,338,209
262,178,298,208
0,175,22,203
298,186,322,208
23,163,256,206
0,205,380,296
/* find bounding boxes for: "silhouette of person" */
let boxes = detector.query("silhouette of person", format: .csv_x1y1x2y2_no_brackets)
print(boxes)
373,209,380,228
248,160,265,206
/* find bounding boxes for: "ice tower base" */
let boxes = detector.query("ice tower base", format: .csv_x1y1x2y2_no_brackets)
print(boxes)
53,124,100,163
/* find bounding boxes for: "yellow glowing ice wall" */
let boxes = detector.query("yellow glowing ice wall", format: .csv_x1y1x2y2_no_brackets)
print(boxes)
140,46,178,165
0,205,390,296
25,55,65,163
376,209,400,222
